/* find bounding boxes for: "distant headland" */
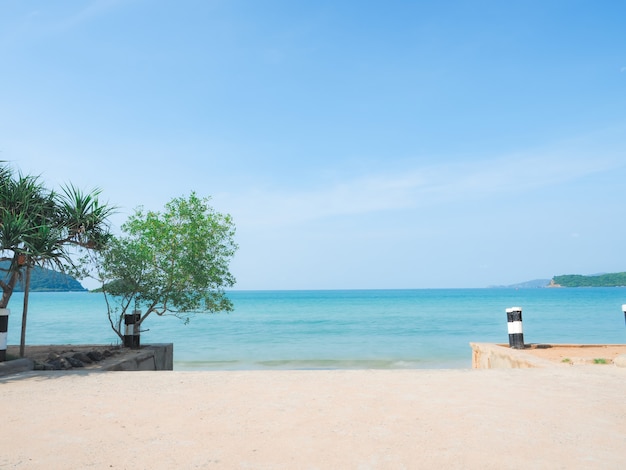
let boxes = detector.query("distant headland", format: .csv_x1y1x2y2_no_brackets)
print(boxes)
0,261,86,292
4,261,626,291
496,272,626,288
549,272,626,288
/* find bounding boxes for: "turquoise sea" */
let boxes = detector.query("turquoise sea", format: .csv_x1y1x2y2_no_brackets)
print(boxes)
5,288,626,370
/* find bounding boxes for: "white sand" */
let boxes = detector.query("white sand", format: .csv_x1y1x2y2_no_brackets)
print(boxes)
2,367,625,469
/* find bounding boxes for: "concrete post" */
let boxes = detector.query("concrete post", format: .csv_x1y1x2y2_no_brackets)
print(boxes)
506,307,524,349
123,310,141,349
0,309,8,362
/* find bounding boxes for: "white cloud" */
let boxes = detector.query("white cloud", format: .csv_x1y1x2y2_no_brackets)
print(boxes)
219,149,619,228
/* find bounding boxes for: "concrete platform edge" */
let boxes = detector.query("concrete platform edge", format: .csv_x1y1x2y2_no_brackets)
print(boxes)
0,343,173,376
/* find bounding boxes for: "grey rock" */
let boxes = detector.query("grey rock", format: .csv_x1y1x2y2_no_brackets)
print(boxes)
47,352,61,361
46,360,62,370
72,352,93,364
87,351,104,362
66,356,84,368
48,357,72,370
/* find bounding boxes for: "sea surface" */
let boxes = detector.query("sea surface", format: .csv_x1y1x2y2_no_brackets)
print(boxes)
5,288,626,370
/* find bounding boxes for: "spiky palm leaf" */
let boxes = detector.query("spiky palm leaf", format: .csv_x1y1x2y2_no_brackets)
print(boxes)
57,184,116,249
1,167,116,355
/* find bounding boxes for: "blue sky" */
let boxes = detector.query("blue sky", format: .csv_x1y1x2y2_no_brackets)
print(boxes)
1,0,625,289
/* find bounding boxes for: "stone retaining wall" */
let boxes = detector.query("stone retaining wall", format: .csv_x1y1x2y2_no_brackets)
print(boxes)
0,343,173,376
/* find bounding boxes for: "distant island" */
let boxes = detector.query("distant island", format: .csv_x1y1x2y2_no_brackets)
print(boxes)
494,279,551,289
0,261,86,292
550,272,626,288
496,272,626,288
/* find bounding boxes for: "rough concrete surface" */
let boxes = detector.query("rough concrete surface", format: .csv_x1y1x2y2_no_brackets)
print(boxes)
471,343,626,369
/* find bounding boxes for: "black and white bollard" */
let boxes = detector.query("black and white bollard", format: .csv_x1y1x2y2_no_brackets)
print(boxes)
123,310,141,349
506,307,525,349
0,308,8,362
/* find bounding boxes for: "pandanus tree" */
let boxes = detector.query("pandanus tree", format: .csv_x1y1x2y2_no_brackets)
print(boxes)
0,164,115,358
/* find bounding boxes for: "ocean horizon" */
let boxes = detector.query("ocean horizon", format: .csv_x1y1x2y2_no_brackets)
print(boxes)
5,288,626,370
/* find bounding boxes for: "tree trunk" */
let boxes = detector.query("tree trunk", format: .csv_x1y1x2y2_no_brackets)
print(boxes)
0,267,20,309
19,264,31,358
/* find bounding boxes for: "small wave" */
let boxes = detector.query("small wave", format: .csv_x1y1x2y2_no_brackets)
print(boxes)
175,360,242,370
175,358,425,370
258,359,424,370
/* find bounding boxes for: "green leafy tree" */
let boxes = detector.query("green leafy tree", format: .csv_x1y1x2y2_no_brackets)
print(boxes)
0,164,115,357
97,192,237,342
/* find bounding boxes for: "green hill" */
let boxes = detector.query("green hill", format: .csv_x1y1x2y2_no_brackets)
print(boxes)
552,272,626,287
0,261,86,292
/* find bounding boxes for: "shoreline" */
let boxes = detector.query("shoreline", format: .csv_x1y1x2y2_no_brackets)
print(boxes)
173,356,472,371
8,342,626,372
3,368,625,468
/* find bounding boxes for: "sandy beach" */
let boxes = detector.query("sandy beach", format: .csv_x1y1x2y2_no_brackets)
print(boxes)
1,367,625,469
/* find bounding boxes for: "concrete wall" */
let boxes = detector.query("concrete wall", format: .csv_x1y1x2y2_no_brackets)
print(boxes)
0,358,35,376
0,343,173,376
104,343,174,371
470,342,561,369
